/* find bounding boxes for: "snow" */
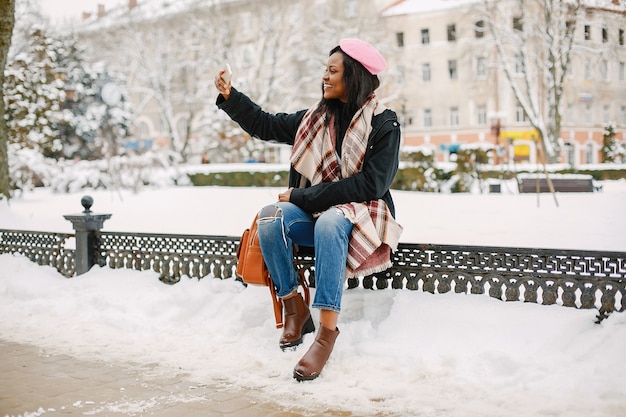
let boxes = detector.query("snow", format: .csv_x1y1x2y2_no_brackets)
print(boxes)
1,182,626,416
39,0,128,23
382,0,480,16
1,179,625,251
381,0,626,16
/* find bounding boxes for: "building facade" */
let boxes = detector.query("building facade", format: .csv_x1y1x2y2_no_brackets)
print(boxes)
74,0,392,163
74,0,625,166
381,0,626,166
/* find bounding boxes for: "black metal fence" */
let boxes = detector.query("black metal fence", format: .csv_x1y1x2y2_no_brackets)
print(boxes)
0,229,75,277
1,228,625,316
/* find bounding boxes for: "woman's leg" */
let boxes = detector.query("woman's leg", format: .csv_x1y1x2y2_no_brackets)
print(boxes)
311,207,353,313
257,202,316,349
294,208,352,381
257,202,314,297
319,309,339,332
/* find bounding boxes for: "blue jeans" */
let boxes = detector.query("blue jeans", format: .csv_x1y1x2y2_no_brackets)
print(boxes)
257,202,353,313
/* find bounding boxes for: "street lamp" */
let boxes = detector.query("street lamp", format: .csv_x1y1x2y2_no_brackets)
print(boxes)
99,76,122,157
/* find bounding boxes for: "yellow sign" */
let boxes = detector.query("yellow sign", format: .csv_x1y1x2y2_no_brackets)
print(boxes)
500,130,537,158
514,144,530,156
500,130,539,141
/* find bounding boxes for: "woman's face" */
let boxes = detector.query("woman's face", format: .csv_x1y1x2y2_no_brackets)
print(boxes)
323,52,348,103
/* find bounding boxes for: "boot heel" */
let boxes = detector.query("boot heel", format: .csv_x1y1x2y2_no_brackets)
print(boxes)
279,293,314,350
302,315,315,336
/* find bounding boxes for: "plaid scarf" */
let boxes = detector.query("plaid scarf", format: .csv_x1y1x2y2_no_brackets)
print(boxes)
291,96,403,278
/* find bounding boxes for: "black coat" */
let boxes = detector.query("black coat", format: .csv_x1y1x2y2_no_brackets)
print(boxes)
217,88,401,217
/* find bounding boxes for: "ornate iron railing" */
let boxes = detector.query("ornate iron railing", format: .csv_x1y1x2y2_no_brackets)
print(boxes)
95,231,239,281
0,229,75,277
1,228,625,316
354,244,626,316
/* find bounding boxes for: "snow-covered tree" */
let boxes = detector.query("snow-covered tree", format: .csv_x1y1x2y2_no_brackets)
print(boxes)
5,26,132,161
3,24,66,158
480,0,583,163
601,121,624,163
0,0,15,200
55,38,133,160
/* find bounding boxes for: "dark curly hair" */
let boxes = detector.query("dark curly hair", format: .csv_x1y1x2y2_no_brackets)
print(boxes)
314,45,380,124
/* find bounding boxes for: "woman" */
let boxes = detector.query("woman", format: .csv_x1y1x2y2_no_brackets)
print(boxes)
214,38,403,381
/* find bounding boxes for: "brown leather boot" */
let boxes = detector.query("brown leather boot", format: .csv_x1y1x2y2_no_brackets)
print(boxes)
293,325,339,381
279,293,315,350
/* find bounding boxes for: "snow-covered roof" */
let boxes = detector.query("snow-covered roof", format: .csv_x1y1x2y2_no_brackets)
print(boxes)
382,0,625,17
76,0,240,30
382,0,480,17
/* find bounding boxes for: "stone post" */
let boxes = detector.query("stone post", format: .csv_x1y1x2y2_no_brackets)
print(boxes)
64,195,112,276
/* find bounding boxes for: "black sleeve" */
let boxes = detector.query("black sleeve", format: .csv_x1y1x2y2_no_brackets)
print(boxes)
217,88,306,145
290,119,401,213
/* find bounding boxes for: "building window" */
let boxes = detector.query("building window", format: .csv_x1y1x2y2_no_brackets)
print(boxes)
566,58,573,77
516,105,527,123
619,61,625,81
447,24,456,41
585,103,593,125
450,107,459,126
514,54,523,74
585,143,594,164
421,28,430,45
565,143,575,165
422,63,431,82
424,108,432,127
475,20,485,38
396,32,404,47
241,12,252,36
620,29,624,46
584,59,592,80
345,0,357,17
477,105,487,125
602,27,608,43
316,2,329,20
566,103,574,124
137,121,150,138
476,56,486,78
603,104,610,122
513,16,523,32
621,106,626,125
584,25,591,40
601,60,609,81
404,109,413,126
176,118,189,139
448,59,457,80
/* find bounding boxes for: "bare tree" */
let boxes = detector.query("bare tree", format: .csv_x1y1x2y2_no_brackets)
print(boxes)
481,0,582,163
79,4,244,163
0,0,16,200
74,0,385,163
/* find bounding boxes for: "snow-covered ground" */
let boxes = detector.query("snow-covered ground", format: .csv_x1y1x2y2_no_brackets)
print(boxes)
1,179,625,251
1,182,625,416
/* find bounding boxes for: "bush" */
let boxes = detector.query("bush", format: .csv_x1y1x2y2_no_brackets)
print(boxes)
188,171,289,187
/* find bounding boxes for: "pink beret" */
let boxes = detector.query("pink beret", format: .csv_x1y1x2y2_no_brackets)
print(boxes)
339,38,387,75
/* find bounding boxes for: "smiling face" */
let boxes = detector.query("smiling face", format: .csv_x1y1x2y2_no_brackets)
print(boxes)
322,52,348,103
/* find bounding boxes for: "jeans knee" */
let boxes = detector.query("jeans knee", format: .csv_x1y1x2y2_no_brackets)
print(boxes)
258,205,282,223
257,205,288,248
315,209,350,237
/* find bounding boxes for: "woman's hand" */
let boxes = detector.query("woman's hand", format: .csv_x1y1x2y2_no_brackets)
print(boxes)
278,188,293,202
214,70,231,100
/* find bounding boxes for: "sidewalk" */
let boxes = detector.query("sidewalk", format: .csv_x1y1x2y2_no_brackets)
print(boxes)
0,339,348,417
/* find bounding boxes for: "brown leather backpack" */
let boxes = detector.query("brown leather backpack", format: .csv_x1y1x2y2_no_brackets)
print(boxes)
236,214,310,328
